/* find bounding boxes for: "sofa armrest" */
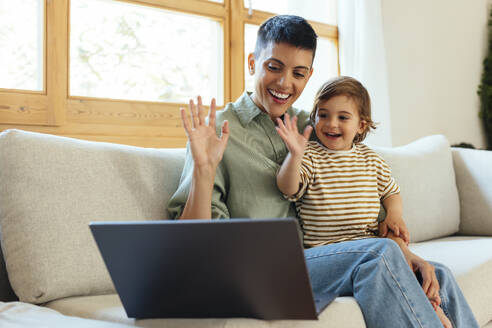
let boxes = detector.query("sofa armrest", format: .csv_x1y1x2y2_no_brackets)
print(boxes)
452,148,492,236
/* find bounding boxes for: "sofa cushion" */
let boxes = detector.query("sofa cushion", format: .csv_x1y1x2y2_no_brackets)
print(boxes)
410,236,492,327
371,135,460,242
44,294,366,328
45,237,492,328
0,301,132,328
45,294,229,328
0,129,186,304
451,148,492,236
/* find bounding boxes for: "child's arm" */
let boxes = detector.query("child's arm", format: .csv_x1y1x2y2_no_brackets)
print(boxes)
380,193,410,244
275,113,313,196
277,152,304,196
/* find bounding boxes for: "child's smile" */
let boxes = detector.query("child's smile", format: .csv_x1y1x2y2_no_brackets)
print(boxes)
324,132,342,138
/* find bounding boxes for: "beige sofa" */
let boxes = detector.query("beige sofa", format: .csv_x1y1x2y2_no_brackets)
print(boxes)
0,129,491,328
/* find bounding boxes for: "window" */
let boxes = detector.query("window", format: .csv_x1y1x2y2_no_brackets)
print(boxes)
0,0,338,147
244,0,337,25
0,0,44,91
70,0,224,105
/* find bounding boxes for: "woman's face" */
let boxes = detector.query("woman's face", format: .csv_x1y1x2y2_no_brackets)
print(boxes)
248,42,313,121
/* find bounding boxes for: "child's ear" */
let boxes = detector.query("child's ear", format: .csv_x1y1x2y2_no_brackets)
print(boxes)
358,119,367,134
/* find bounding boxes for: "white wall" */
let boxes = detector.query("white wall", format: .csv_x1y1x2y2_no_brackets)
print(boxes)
381,0,489,148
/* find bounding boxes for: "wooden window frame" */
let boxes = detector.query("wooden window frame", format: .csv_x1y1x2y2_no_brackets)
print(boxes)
0,0,338,148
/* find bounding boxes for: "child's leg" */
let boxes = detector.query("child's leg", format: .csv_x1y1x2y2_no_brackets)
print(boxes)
305,238,444,328
434,305,452,328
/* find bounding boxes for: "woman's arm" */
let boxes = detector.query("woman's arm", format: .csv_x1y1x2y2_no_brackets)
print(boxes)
178,96,229,220
275,114,312,196
387,232,441,305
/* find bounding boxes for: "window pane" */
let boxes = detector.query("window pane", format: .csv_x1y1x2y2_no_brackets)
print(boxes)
244,24,258,94
245,30,338,112
70,0,224,105
0,0,44,91
294,37,338,112
243,0,337,25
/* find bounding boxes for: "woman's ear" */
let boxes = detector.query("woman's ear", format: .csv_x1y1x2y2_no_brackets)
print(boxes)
247,53,255,75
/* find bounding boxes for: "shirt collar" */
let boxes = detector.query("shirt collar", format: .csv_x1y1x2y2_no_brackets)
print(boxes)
232,92,263,127
316,141,357,154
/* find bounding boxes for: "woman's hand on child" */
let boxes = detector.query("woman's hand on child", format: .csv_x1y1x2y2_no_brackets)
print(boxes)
180,96,229,171
379,215,410,245
387,232,443,316
405,252,441,304
275,113,313,157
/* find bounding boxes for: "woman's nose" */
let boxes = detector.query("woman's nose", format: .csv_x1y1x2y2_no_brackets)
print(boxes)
277,72,292,88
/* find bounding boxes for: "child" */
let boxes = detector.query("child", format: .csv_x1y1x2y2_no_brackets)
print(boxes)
275,76,451,328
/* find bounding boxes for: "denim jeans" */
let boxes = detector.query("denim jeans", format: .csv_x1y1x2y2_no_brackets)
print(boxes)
305,238,479,328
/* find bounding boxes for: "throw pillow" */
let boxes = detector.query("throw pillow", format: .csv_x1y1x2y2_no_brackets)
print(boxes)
0,129,185,303
371,135,460,242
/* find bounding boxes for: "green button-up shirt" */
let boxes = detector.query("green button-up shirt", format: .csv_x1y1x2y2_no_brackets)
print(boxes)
168,92,310,220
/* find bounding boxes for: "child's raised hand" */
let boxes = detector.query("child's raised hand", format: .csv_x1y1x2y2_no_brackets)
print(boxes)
378,214,410,245
275,113,313,157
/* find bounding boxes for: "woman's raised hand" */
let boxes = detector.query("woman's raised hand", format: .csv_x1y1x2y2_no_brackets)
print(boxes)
180,96,229,170
276,113,313,157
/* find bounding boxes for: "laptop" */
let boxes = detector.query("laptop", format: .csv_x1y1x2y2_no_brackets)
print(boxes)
89,218,335,320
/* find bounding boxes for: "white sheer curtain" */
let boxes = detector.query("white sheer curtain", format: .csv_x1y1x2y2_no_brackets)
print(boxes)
337,0,392,146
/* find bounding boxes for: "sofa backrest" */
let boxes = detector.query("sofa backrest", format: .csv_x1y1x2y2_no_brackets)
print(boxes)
452,147,492,236
1,129,488,303
0,129,186,303
371,135,460,242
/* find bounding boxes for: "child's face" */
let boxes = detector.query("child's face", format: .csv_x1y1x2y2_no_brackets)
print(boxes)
248,42,313,121
314,95,366,151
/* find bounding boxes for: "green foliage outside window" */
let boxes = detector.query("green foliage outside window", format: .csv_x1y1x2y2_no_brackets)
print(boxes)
478,6,492,150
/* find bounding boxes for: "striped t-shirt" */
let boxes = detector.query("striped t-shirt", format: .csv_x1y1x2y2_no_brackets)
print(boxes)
287,141,400,248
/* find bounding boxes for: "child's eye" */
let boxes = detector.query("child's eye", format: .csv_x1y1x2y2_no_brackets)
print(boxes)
318,113,327,118
267,64,280,71
339,116,349,120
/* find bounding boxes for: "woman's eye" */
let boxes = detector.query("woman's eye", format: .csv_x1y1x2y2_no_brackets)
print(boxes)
294,72,305,78
267,65,280,71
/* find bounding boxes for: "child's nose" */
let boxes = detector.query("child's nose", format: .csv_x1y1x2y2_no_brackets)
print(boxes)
326,118,338,128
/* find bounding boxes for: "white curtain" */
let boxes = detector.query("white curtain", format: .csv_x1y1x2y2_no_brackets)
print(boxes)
338,0,392,147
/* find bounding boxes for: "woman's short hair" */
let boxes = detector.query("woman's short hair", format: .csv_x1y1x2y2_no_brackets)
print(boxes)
255,15,318,62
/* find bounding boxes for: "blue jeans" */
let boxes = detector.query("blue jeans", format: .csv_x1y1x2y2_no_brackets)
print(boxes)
305,238,479,328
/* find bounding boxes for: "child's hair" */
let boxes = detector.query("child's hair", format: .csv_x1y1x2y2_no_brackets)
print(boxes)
310,76,377,143
255,15,318,62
